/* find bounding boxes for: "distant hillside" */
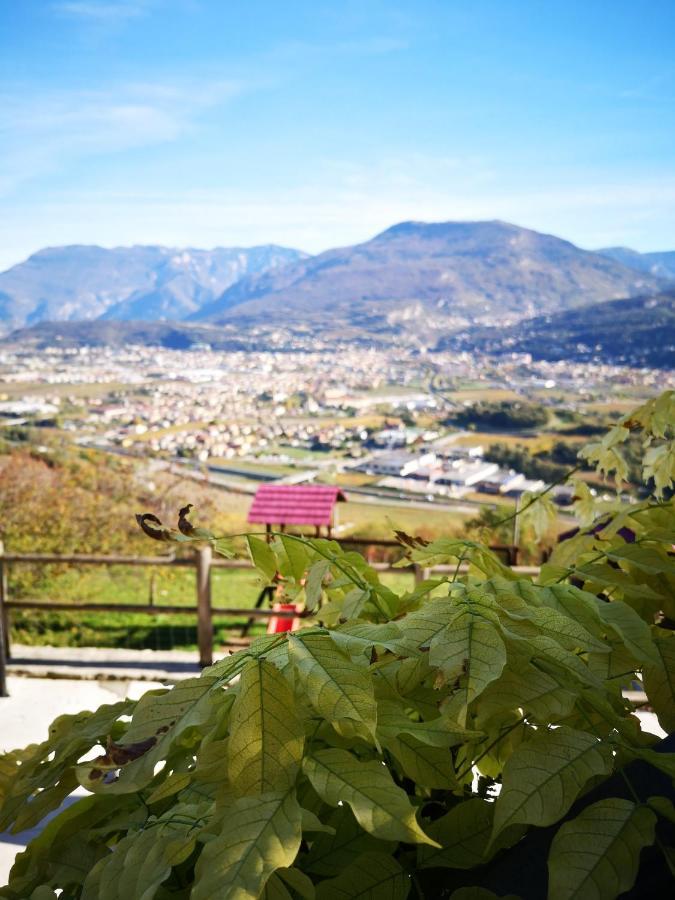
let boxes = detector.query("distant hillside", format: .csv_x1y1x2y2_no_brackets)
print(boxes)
195,221,663,338
2,320,250,351
443,291,675,369
598,247,675,281
0,244,307,331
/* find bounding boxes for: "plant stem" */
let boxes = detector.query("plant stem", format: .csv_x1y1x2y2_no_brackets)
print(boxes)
493,464,582,530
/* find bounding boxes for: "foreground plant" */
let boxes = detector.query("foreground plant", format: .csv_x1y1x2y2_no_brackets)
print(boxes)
0,393,674,899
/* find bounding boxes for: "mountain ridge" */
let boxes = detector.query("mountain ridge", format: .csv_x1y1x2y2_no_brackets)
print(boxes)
0,243,307,331
194,220,664,334
0,222,671,341
596,246,675,280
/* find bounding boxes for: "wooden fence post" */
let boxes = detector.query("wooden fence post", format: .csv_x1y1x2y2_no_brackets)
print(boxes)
0,542,8,697
196,546,213,668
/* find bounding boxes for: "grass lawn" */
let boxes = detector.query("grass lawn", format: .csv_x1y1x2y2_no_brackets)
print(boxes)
6,560,419,650
446,388,523,403
337,499,469,540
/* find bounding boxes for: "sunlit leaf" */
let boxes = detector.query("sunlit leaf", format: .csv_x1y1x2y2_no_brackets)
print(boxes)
303,749,437,845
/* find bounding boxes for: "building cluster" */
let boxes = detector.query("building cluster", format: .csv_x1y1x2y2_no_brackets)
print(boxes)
355,443,545,500
0,342,671,508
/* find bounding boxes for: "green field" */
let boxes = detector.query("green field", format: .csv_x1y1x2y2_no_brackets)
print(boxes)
6,561,419,650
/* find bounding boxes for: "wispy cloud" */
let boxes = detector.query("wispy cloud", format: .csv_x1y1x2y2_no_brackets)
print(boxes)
0,77,244,196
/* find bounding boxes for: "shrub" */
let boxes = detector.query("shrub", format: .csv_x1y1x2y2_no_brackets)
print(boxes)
449,401,549,431
0,393,674,899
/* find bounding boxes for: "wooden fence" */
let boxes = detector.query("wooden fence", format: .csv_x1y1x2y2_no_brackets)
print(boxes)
0,541,536,697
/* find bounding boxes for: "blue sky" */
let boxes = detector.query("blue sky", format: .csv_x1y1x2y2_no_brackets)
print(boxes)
1,0,674,269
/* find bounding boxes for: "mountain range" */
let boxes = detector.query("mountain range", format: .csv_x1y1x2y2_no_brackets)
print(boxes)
195,221,663,335
0,244,306,332
1,221,673,365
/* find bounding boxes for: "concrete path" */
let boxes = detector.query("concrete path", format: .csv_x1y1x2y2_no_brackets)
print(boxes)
5,643,238,682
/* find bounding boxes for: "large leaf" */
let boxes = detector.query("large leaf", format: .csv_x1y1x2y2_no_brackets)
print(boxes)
82,803,204,900
0,700,133,831
604,544,675,576
418,798,494,870
280,534,311,581
302,806,395,877
329,622,406,657
476,657,577,724
6,794,143,897
383,732,458,789
78,678,219,794
593,601,658,665
192,790,303,900
247,535,278,581
303,748,437,845
314,851,410,899
376,700,482,748
492,726,613,839
227,659,304,796
429,610,507,723
547,798,656,900
288,633,377,737
499,604,609,655
642,627,675,733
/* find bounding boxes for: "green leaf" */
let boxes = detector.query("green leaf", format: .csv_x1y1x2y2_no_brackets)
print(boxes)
192,790,303,900
383,732,457,789
288,633,377,738
78,678,219,794
227,659,304,796
430,613,507,724
315,851,410,899
248,536,278,581
647,795,675,824
593,601,659,664
504,605,608,655
643,442,675,498
492,726,613,839
276,866,316,899
604,544,675,576
476,658,577,724
547,798,656,900
329,621,406,656
642,628,675,733
306,560,331,611
6,794,143,897
303,748,438,845
376,700,482,748
280,535,311,581
260,874,294,900
302,806,395,876
82,804,201,900
418,798,494,870
0,700,134,831
520,489,557,540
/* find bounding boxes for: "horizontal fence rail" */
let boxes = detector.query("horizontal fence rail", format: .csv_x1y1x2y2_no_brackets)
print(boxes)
0,539,535,696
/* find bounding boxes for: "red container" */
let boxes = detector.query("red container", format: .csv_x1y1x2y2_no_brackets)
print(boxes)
267,603,299,634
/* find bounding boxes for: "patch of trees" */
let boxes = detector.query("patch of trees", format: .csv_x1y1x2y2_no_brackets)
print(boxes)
484,442,572,482
449,400,549,430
